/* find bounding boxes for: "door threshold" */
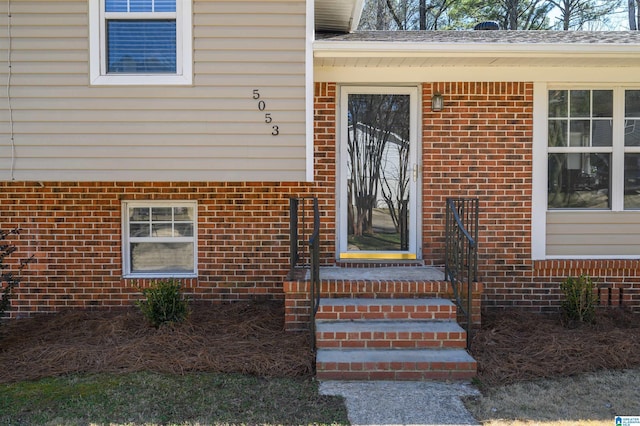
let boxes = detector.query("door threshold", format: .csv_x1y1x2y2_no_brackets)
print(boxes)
336,259,425,268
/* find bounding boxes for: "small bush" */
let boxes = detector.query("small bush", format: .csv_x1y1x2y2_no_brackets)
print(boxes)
136,279,189,328
560,274,597,325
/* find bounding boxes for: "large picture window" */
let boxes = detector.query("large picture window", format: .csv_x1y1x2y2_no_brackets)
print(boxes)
547,89,613,209
547,88,640,211
122,201,197,277
90,0,192,85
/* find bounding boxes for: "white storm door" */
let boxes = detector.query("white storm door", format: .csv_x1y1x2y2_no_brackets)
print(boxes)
339,86,420,260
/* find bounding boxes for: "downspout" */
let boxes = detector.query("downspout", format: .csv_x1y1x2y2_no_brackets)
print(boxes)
5,0,15,180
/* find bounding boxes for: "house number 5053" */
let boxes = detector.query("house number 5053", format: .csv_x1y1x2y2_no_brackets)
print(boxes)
252,89,279,136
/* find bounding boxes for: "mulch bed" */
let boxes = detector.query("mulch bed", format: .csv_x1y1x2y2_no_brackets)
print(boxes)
470,308,640,388
1,301,639,386
0,301,314,384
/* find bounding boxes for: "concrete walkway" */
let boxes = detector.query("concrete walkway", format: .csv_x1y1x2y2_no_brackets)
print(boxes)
320,380,481,426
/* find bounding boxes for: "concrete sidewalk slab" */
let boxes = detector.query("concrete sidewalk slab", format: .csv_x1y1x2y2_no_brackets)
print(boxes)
320,380,480,426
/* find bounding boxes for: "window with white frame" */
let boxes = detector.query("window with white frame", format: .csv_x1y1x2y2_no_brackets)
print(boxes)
123,202,197,277
624,90,640,209
89,0,192,85
547,88,640,210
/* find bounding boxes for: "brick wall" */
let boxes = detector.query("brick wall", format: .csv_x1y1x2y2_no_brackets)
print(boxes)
421,82,537,309
1,182,319,317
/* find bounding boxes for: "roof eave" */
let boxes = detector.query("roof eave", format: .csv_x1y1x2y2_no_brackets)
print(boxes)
313,40,640,58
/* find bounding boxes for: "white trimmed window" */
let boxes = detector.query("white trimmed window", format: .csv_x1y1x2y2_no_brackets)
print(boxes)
547,88,640,211
122,201,197,277
89,0,192,86
547,89,613,209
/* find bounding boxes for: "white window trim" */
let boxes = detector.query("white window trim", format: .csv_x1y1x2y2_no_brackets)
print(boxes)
122,200,198,278
89,0,193,86
531,82,547,260
532,83,640,260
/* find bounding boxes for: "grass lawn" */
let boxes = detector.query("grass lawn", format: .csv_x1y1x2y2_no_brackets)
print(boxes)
0,371,349,426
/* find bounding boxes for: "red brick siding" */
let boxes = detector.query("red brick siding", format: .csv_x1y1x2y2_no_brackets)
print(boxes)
313,82,338,263
1,182,311,316
422,82,538,310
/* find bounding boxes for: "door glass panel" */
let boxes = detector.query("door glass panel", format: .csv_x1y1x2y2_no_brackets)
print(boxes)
346,94,411,252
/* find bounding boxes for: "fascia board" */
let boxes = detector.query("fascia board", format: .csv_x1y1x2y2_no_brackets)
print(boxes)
349,0,365,32
313,40,640,58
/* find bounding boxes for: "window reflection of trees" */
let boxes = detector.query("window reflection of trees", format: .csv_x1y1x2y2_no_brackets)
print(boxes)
347,94,410,250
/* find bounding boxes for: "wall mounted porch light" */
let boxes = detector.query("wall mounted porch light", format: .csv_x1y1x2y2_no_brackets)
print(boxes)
431,92,444,112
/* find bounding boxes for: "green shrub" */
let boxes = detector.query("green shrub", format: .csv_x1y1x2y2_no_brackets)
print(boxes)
560,274,597,325
136,279,189,328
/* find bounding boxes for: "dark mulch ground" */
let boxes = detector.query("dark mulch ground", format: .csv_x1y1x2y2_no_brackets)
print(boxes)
1,301,639,386
470,307,640,388
0,301,314,384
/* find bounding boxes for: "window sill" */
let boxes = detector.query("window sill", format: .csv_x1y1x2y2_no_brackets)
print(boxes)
124,273,197,280
90,73,193,86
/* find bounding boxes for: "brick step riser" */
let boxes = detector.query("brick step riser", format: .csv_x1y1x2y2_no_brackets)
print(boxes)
319,281,452,299
315,309,456,322
316,362,476,381
315,333,466,350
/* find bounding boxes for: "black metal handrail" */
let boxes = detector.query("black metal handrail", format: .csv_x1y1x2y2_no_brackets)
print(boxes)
308,198,321,327
444,198,479,349
289,197,321,345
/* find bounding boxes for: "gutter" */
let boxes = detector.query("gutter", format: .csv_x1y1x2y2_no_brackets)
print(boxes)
313,40,640,58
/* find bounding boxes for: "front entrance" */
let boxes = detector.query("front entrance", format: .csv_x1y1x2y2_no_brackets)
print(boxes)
338,86,420,260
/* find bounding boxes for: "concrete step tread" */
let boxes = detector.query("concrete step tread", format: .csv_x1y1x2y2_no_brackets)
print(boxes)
319,298,454,307
318,266,445,281
316,348,476,364
316,320,465,334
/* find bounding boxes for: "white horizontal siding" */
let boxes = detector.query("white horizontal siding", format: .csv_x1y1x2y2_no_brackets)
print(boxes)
0,0,307,182
547,211,640,256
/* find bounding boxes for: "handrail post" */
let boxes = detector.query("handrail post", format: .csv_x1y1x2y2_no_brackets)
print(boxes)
309,197,321,349
289,196,321,349
289,197,299,269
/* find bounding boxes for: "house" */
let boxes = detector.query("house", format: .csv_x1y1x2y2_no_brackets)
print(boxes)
2,0,640,378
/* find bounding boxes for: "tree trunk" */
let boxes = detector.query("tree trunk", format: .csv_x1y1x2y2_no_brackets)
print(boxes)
630,0,637,30
508,0,519,29
385,0,405,29
562,0,570,30
376,0,386,30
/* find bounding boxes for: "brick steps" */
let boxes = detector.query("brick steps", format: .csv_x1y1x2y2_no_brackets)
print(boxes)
315,297,476,381
316,297,456,321
316,348,477,381
316,320,467,349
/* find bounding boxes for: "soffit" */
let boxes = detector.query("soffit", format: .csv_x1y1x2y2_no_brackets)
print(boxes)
315,0,364,33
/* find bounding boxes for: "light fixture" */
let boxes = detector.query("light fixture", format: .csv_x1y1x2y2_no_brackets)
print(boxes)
431,92,444,112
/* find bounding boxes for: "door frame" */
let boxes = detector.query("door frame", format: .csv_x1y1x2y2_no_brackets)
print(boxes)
336,85,422,260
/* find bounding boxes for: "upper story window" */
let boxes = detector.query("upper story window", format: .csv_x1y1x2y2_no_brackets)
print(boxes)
89,0,192,86
547,88,640,211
